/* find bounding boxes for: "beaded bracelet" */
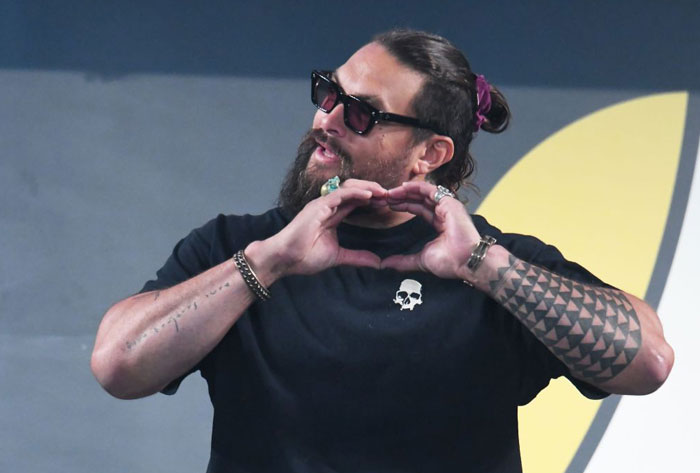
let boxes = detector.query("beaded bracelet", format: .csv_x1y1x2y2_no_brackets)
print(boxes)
233,250,271,301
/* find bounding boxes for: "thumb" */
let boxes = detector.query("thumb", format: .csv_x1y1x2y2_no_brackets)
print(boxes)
335,248,382,269
380,253,424,272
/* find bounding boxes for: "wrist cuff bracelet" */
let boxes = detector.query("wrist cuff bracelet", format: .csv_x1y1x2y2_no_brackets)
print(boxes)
466,235,497,272
233,250,271,301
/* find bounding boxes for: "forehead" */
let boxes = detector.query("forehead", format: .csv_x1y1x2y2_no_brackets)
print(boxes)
334,42,425,114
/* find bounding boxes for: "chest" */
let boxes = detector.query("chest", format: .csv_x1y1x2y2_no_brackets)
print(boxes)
243,267,516,389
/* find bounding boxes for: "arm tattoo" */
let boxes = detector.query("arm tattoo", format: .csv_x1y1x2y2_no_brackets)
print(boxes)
491,255,642,383
125,281,231,351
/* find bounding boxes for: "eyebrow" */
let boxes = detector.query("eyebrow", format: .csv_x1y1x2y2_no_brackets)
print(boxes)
329,69,387,110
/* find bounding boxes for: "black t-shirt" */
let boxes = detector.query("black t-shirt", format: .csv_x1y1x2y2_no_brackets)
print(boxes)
141,208,608,473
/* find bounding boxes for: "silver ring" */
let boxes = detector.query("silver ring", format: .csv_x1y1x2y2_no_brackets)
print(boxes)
320,176,340,196
434,185,455,203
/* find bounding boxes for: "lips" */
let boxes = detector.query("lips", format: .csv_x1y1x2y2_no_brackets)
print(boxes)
313,140,342,164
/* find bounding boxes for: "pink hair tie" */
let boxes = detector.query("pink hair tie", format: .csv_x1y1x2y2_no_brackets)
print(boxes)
473,74,492,132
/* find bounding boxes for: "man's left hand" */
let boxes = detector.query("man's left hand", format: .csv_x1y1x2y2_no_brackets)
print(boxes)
381,181,481,281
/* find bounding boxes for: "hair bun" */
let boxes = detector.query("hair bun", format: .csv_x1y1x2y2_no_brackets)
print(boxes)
480,86,510,134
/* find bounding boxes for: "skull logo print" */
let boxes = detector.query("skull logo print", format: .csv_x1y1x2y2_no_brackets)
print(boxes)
393,279,423,311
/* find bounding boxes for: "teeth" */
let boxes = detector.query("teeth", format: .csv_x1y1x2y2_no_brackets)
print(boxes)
322,147,336,158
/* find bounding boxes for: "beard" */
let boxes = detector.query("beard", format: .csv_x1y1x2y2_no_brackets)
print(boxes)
277,128,408,216
277,129,353,216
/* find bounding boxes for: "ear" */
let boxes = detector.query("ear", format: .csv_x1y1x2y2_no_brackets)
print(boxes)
411,135,455,176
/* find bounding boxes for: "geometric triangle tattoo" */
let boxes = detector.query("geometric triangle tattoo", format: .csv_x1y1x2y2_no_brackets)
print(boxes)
491,255,642,383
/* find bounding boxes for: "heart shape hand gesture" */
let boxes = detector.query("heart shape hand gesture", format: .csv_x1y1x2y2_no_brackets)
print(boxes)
381,181,482,281
246,179,491,288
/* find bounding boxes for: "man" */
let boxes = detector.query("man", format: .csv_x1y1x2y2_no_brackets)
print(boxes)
91,30,673,472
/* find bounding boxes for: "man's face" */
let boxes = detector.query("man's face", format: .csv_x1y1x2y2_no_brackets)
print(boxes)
279,42,427,214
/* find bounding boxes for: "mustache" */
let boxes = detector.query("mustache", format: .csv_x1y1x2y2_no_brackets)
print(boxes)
278,128,360,217
277,129,346,216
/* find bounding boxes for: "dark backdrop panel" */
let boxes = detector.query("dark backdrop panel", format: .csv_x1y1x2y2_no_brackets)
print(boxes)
2,1,699,90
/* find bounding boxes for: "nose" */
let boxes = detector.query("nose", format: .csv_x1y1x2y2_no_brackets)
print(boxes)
315,101,347,138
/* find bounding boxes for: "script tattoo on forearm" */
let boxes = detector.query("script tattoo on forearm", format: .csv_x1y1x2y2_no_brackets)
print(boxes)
125,281,231,351
491,256,642,383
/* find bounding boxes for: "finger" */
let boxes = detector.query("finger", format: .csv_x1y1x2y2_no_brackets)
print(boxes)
435,200,480,243
387,189,434,206
399,180,438,196
386,184,418,202
325,199,370,227
387,200,435,223
323,187,373,208
435,197,473,229
370,196,389,208
387,181,438,203
340,180,388,207
335,248,381,269
380,253,424,272
307,188,371,228
434,197,462,219
387,193,433,207
387,189,438,211
340,179,388,198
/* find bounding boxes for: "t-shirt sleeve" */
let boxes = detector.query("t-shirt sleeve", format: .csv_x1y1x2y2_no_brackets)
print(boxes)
140,219,219,294
509,239,612,404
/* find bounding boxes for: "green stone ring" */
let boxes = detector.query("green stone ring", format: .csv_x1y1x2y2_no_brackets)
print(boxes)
320,176,340,196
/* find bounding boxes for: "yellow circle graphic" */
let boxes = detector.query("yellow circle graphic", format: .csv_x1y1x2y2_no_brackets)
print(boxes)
477,92,688,472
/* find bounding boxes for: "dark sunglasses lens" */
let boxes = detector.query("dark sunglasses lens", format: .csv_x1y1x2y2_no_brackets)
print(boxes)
313,76,337,112
345,98,372,133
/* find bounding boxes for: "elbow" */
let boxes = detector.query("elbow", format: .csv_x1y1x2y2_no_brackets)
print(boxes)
639,341,675,394
90,346,131,399
91,301,162,400
653,341,675,390
90,345,153,400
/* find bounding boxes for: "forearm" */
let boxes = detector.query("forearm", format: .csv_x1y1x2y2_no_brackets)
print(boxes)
91,242,282,399
468,245,674,394
91,186,381,399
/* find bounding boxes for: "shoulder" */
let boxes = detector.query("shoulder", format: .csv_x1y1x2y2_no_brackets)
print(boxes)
193,207,289,246
139,208,288,293
171,207,289,268
471,213,553,260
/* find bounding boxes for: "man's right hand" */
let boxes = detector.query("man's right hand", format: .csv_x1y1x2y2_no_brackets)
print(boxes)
246,180,386,284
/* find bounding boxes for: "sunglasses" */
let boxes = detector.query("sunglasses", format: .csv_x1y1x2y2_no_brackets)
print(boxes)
311,70,444,136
